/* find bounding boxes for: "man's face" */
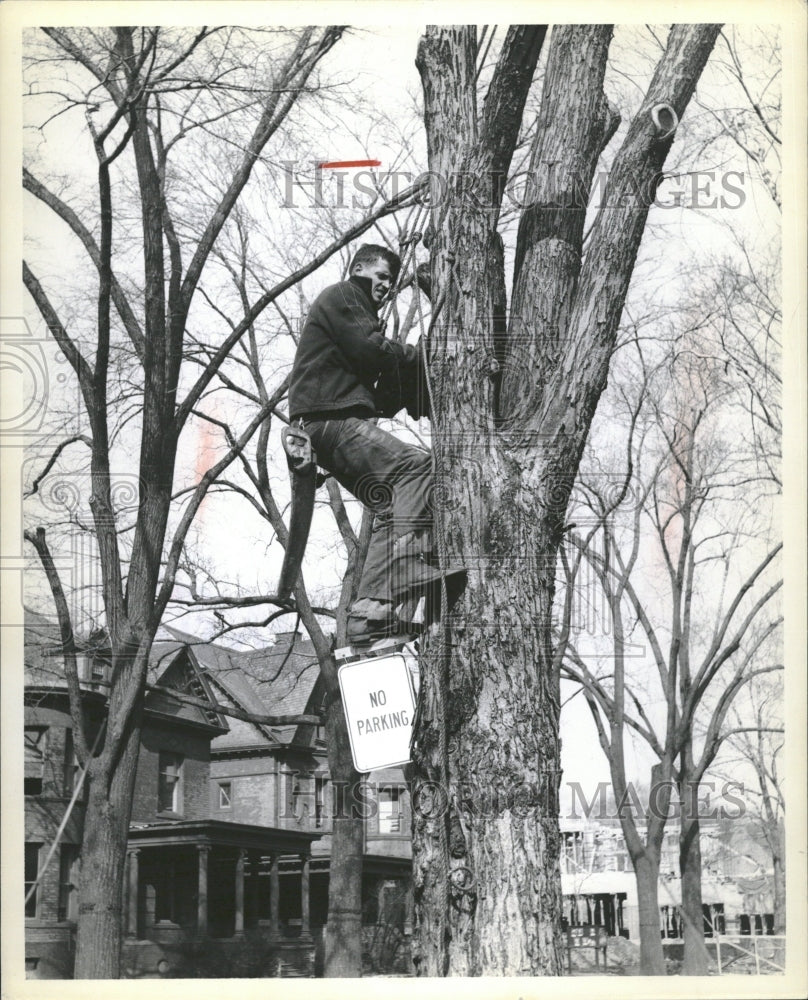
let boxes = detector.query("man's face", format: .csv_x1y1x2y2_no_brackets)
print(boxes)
353,258,393,306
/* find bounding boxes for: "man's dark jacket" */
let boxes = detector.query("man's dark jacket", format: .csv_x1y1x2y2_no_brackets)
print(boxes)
288,275,429,421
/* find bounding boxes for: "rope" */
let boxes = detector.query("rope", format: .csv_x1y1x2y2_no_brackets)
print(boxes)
409,197,468,965
377,182,469,966
379,202,428,332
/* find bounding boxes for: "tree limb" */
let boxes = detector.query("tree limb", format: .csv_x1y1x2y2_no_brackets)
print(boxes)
23,169,145,360
24,528,91,764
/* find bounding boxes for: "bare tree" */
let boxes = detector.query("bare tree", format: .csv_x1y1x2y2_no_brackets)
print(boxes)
410,23,722,975
711,672,785,931
559,335,781,973
19,25,409,978
689,26,781,208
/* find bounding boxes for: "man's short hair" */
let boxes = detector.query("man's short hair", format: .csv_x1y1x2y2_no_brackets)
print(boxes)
350,244,401,283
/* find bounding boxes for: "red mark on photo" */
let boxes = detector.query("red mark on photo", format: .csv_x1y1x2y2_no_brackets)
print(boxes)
317,159,382,169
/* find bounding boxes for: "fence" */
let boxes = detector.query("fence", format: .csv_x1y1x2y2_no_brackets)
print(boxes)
713,933,785,974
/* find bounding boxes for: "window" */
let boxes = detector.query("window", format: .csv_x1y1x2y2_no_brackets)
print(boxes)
25,843,41,918
24,727,48,796
561,831,585,871
90,654,109,685
63,729,81,797
58,845,79,921
378,786,403,834
217,781,232,810
314,776,329,829
157,752,184,814
287,771,311,825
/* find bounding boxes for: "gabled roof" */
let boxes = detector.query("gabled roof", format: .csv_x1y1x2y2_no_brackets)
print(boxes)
156,627,274,751
236,631,322,744
24,610,325,750
24,609,228,735
145,645,229,734
159,626,325,749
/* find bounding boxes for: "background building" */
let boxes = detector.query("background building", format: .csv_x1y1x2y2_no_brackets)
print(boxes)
23,613,411,979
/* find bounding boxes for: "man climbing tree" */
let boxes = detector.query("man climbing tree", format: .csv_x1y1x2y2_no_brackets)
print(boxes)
286,242,464,645
410,23,723,976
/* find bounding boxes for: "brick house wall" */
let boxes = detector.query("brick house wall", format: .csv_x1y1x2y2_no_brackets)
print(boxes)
131,720,212,823
24,701,84,978
210,755,280,827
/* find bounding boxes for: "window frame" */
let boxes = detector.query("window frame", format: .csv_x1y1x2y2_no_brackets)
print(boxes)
217,780,232,810
157,751,184,815
561,830,586,871
58,844,79,922
25,843,41,919
24,726,48,797
378,785,403,835
314,775,329,829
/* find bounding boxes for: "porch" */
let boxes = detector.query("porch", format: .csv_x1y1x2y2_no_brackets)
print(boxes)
125,820,320,943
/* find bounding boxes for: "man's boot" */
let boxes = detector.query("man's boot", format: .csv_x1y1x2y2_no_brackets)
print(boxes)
390,529,466,608
345,598,398,646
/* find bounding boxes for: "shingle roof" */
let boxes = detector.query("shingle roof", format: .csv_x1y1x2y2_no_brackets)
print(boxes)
23,611,323,747
160,627,324,747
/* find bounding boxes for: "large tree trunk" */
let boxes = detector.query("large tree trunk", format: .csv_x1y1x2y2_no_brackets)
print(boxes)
73,717,142,978
679,812,709,973
411,24,561,977
412,508,563,976
323,687,365,977
633,851,665,975
411,22,721,976
678,765,710,974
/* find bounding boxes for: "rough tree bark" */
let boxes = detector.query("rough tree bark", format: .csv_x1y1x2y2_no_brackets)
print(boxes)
633,848,665,971
322,695,366,975
679,815,709,973
411,23,722,976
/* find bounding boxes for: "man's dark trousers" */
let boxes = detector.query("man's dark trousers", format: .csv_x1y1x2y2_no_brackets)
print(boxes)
301,414,432,613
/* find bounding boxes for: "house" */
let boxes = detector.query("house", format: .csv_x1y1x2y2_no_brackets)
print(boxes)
23,612,411,979
558,815,778,945
164,626,413,968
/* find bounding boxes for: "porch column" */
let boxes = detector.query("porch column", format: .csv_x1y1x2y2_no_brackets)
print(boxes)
197,845,210,937
234,850,245,937
248,852,260,930
126,848,140,939
404,876,414,936
300,853,310,937
269,853,280,939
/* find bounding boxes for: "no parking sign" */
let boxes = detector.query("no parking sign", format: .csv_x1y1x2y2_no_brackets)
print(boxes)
338,653,416,772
